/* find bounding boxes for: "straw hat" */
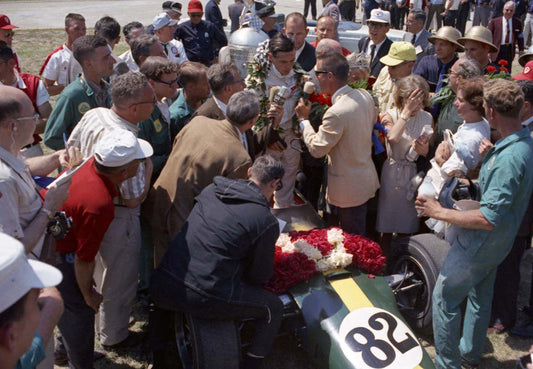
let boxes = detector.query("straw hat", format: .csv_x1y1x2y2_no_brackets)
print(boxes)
457,26,498,53
428,26,464,51
519,45,533,67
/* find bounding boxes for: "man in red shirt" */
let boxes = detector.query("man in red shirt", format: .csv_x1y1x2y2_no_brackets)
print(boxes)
54,130,152,369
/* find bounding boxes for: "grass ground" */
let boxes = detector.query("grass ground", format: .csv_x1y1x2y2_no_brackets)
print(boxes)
13,28,532,369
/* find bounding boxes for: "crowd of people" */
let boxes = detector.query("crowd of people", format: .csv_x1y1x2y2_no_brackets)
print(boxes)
1,0,533,369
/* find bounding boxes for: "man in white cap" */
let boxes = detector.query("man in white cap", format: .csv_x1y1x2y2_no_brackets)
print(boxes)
358,9,393,78
0,233,63,369
68,72,155,349
54,131,152,369
373,41,417,112
152,13,188,65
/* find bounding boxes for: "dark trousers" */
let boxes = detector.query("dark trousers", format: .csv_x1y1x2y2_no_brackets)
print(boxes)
304,0,317,19
496,44,514,72
426,3,445,29
329,202,368,236
150,281,283,358
491,236,531,328
340,0,356,21
56,253,95,369
456,2,470,35
444,9,458,27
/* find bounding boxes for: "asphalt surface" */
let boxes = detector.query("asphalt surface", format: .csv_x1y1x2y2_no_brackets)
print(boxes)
0,0,345,30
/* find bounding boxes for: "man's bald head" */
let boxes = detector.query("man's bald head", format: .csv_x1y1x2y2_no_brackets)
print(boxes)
315,38,343,56
0,86,32,127
315,16,337,42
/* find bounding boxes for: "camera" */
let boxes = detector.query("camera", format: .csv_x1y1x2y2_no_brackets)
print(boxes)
46,211,73,240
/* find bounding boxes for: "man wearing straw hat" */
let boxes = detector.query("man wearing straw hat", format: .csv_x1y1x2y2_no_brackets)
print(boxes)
415,26,462,93
457,26,500,73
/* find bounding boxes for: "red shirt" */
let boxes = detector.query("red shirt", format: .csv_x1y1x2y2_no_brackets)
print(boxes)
56,157,118,262
310,40,352,57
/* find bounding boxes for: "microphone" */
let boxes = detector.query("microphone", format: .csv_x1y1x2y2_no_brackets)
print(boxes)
270,86,290,107
302,81,316,103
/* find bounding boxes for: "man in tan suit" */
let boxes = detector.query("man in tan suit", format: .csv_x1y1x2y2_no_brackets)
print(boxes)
146,90,258,265
296,52,379,236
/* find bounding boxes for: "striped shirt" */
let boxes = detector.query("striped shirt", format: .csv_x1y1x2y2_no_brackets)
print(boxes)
68,107,145,201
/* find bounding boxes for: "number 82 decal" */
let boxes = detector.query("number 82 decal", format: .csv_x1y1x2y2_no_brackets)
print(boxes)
339,307,423,369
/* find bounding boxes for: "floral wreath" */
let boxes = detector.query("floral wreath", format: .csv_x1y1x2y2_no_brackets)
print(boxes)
245,39,305,133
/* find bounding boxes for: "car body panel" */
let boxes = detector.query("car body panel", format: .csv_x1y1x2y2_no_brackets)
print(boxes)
288,267,435,369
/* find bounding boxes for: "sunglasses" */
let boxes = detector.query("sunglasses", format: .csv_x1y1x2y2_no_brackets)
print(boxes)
189,13,203,18
155,78,179,86
3,31,14,38
130,97,157,107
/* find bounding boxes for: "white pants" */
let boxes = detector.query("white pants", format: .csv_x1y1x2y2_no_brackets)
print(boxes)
94,206,141,345
268,129,301,208
524,13,533,46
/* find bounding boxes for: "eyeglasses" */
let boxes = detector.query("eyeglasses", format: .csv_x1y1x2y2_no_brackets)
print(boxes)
3,31,14,38
368,22,388,28
130,97,157,107
189,13,203,18
155,78,179,86
314,69,331,75
15,113,40,124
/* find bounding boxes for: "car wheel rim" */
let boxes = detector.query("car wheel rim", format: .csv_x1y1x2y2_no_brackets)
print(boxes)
392,255,431,325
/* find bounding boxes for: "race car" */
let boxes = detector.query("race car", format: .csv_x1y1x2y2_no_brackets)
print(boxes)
174,195,449,369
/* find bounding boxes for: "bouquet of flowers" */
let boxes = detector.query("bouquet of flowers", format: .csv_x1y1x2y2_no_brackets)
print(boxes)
264,227,386,294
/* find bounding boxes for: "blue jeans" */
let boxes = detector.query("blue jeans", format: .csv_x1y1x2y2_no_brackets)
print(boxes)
432,241,497,369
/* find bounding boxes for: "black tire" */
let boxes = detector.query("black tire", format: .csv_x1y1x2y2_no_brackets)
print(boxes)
391,233,451,334
174,313,241,369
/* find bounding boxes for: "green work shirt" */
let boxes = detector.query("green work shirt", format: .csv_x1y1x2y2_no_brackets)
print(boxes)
44,76,111,150
436,96,462,145
137,105,178,182
456,128,533,262
169,90,195,135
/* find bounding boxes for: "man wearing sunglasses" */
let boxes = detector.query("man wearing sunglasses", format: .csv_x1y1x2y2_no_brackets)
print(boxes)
0,15,20,72
67,72,155,350
296,52,379,236
173,0,227,66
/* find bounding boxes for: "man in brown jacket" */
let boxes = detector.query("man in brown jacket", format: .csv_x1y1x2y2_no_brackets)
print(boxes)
146,90,260,265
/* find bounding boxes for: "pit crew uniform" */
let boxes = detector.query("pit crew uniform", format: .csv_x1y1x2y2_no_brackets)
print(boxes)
44,76,111,150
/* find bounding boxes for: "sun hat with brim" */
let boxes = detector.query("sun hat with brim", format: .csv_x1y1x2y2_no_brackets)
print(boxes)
513,60,533,80
94,130,153,167
0,15,18,30
457,26,498,54
519,45,533,67
153,13,178,31
428,26,464,51
0,234,62,313
380,41,416,66
368,9,391,24
188,0,203,13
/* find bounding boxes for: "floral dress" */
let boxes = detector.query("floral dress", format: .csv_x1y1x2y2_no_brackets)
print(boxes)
376,109,433,233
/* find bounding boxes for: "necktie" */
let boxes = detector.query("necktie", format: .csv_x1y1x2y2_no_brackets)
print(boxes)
430,63,447,117
411,33,417,45
505,19,511,44
162,42,169,56
370,44,376,64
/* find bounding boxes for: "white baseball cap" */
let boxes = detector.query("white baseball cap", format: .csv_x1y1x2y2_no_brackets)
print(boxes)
152,13,178,31
368,9,391,24
0,233,63,313
94,130,153,167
